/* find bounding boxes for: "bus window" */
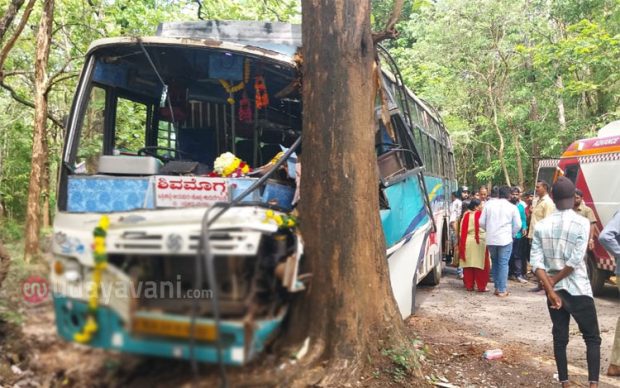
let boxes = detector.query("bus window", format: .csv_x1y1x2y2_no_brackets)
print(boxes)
428,137,435,174
75,86,106,174
115,97,148,153
565,164,579,183
157,120,176,151
536,167,556,185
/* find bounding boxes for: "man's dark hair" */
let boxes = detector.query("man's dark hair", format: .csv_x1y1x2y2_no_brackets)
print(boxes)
575,188,583,197
511,186,521,194
537,180,550,192
524,190,534,197
468,198,481,211
499,185,512,199
490,186,499,198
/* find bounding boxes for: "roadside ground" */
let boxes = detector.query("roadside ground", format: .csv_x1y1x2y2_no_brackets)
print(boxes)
411,265,619,388
0,258,618,387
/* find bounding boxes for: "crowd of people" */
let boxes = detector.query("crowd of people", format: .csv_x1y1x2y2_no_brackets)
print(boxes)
446,178,620,387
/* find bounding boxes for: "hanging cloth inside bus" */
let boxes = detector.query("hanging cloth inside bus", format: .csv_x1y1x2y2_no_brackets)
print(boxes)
255,75,269,110
239,91,253,123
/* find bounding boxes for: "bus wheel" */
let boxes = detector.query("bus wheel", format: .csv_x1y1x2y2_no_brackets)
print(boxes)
420,257,442,286
586,255,607,296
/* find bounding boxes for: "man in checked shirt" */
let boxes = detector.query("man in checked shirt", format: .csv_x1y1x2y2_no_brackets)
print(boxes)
531,176,601,388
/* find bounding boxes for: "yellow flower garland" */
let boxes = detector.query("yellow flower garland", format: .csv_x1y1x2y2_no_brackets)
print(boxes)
264,209,297,229
219,59,250,105
74,215,109,344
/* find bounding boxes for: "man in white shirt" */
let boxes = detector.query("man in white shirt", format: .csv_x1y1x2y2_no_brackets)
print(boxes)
480,185,522,297
531,177,600,388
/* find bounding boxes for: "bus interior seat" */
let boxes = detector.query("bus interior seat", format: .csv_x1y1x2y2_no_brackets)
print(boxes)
176,127,217,165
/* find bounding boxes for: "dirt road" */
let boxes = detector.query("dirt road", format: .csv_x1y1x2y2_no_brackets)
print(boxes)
412,266,620,387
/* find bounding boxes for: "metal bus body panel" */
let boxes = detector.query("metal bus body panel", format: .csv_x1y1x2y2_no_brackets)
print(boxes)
53,294,282,365
382,174,446,318
387,221,432,318
559,134,620,274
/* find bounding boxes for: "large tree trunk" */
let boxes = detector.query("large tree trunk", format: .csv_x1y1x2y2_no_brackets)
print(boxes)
24,0,54,262
291,0,405,382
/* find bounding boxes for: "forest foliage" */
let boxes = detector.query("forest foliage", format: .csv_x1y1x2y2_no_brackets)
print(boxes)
0,0,618,245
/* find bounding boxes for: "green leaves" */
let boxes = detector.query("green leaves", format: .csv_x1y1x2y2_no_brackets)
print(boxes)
380,0,620,187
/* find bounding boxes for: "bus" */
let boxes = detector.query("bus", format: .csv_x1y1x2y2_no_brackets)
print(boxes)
557,121,619,295
51,21,456,365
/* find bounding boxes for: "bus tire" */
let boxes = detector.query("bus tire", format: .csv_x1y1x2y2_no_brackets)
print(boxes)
586,255,607,296
420,258,441,286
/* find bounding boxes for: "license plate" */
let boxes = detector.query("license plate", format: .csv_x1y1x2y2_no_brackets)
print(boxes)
132,316,218,341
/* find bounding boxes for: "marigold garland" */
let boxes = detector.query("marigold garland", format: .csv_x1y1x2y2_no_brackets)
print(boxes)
264,209,297,229
74,215,109,344
219,59,251,105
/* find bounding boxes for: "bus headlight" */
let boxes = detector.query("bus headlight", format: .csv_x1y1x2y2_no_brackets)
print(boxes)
53,258,82,283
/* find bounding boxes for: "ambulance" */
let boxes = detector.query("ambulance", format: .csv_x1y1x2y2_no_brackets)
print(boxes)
557,121,620,295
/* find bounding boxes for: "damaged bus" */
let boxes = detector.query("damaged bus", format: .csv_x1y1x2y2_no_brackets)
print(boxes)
51,21,456,365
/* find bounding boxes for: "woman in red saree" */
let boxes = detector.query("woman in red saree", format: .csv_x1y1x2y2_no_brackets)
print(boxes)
459,199,491,291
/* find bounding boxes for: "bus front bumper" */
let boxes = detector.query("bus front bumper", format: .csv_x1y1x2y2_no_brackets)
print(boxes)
52,294,283,365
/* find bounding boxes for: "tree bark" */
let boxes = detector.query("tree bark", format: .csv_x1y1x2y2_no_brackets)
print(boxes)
0,240,10,290
555,74,566,132
24,0,54,262
291,0,405,381
0,0,25,43
529,96,540,183
510,124,524,189
488,85,511,186
41,133,50,229
485,144,492,189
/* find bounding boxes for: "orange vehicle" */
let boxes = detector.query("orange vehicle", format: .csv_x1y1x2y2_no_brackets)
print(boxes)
557,121,620,295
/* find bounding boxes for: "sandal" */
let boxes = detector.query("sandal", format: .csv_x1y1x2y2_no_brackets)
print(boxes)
466,288,474,292
496,291,510,297
477,288,490,292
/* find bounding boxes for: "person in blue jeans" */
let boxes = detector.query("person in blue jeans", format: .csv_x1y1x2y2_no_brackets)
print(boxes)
479,185,522,297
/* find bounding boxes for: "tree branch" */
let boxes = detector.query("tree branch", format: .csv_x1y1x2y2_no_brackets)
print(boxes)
0,80,63,128
262,0,283,22
0,0,25,43
372,0,404,44
0,0,36,73
470,134,498,152
48,72,78,89
45,56,79,91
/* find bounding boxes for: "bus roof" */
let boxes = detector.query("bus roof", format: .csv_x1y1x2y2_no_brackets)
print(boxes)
86,26,298,66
